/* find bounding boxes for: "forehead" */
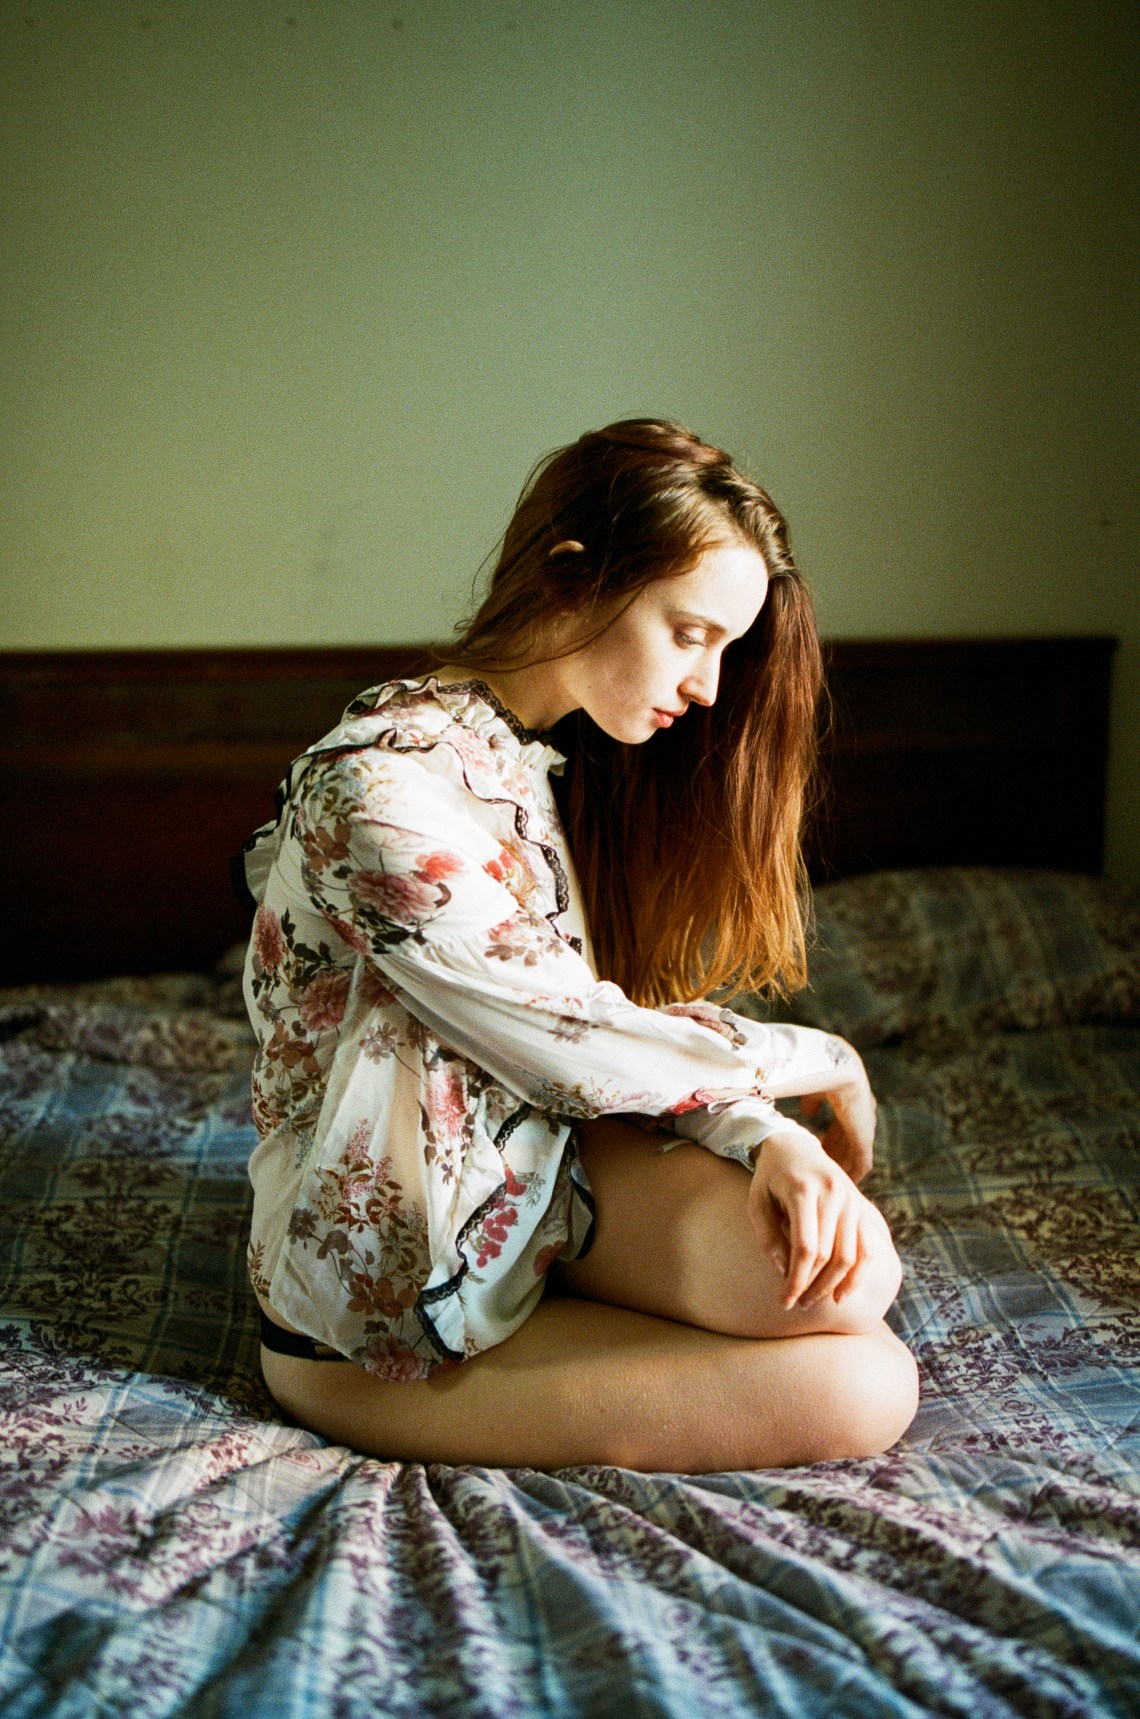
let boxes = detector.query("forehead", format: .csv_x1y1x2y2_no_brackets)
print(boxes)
649,539,769,634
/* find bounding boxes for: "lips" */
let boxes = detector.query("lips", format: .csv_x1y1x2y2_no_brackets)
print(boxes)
653,708,685,728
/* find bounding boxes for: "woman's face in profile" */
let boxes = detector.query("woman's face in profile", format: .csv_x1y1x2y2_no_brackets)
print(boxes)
562,539,769,745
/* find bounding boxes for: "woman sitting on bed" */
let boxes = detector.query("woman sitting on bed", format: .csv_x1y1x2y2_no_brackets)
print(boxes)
237,417,919,1472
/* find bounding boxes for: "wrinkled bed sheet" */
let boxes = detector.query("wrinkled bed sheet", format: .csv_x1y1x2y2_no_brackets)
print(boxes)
1,928,1138,1717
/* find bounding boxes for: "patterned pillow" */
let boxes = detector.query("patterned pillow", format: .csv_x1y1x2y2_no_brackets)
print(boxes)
764,868,1140,1049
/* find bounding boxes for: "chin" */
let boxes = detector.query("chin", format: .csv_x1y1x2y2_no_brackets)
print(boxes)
584,700,661,745
621,716,659,745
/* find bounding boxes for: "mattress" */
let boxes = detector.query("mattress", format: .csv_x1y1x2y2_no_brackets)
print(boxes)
1,866,1137,1718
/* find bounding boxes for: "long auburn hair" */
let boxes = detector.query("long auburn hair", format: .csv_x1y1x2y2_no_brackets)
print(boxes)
439,418,824,1008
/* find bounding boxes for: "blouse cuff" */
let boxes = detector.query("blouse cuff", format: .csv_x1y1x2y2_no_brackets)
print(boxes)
671,1098,823,1168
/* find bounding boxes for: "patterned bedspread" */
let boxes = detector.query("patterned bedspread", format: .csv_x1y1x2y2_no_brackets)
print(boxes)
1,869,1137,1718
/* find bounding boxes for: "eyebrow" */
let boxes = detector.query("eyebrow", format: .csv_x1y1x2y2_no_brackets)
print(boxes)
670,609,729,639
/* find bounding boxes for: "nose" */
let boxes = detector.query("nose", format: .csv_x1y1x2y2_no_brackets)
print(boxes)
680,656,720,708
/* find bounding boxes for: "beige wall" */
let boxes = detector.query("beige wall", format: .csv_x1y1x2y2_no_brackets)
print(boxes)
2,1,1136,878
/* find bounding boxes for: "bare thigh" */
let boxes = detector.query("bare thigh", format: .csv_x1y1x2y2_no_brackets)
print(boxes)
259,1120,916,1471
262,1297,917,1472
553,1117,903,1339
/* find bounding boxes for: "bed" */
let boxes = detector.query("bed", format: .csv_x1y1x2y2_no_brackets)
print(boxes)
1,639,1137,1718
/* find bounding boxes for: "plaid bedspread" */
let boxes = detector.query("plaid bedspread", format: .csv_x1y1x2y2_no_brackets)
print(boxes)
1,874,1138,1717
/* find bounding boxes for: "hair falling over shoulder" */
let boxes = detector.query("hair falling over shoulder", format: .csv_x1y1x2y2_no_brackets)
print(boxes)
443,418,825,1008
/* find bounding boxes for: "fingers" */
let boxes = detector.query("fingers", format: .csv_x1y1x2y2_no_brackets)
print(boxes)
776,1170,851,1310
820,1083,877,1184
747,1177,789,1277
801,1201,861,1308
833,1226,869,1306
748,1131,890,1315
822,1118,873,1184
781,1190,822,1308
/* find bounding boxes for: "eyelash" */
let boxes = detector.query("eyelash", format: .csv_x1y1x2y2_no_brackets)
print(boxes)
676,632,703,648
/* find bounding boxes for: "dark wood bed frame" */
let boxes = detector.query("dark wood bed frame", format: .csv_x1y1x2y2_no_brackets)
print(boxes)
0,637,1116,984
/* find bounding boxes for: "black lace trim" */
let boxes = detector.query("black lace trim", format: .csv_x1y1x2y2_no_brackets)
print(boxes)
374,683,574,936
351,672,555,748
413,1134,596,1365
434,676,556,748
495,1103,532,1151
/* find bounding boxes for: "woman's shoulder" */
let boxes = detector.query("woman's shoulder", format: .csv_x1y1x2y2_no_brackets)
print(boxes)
239,679,502,904
333,673,458,745
315,672,531,753
286,676,467,778
295,678,458,796
318,674,561,779
295,674,548,823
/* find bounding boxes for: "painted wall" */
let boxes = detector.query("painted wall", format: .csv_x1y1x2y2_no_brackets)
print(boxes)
2,1,1137,877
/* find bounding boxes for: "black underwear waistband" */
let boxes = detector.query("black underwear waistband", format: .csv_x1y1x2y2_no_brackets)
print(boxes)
259,1308,348,1361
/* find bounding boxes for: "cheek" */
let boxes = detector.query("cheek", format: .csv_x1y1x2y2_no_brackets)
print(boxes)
589,634,652,700
614,645,662,708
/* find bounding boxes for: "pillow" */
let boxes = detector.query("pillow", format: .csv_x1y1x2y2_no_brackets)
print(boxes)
746,868,1140,1049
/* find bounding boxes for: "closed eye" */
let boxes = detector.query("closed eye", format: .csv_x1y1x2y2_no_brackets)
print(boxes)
675,632,704,648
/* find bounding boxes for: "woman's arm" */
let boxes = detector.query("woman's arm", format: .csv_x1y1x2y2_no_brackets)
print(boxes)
286,750,858,1167
757,1030,878,1182
668,1017,877,1182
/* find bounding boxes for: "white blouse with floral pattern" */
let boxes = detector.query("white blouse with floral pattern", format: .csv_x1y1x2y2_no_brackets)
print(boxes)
237,676,842,1380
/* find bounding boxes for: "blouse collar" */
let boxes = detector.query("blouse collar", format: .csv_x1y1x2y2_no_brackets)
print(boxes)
420,675,567,770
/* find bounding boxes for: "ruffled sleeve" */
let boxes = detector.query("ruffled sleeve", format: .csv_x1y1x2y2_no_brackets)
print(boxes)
292,748,845,1168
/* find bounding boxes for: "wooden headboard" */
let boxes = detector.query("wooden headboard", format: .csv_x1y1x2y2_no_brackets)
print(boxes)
0,636,1116,983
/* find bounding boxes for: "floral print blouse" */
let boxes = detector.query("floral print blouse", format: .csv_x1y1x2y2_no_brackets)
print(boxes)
237,676,840,1380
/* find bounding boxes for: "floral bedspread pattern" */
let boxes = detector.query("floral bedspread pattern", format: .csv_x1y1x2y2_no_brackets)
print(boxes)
1,870,1138,1717
237,676,838,1376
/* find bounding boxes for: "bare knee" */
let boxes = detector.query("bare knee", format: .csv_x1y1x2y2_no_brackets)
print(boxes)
723,1325,918,1468
820,1235,904,1337
804,1327,919,1462
856,1327,920,1456
728,1229,904,1344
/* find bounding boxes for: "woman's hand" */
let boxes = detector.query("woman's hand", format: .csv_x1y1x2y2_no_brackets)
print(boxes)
798,1050,877,1184
747,1129,892,1311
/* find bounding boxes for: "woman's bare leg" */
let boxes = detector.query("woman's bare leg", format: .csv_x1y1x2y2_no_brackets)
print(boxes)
554,1118,904,1339
260,1119,917,1471
261,1299,916,1472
